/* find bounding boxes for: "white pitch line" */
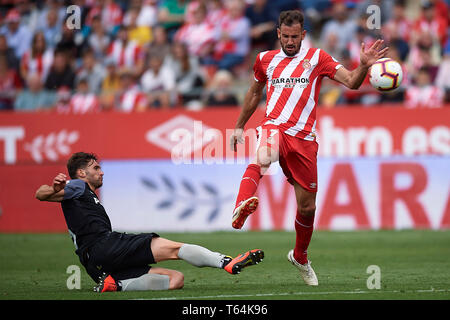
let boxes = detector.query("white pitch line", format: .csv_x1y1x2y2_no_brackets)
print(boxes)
134,288,450,300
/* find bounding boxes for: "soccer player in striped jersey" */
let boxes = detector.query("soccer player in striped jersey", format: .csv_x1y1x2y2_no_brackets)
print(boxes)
230,10,388,286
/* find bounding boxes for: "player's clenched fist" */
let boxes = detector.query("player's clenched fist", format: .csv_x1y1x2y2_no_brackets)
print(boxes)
230,128,244,152
53,173,67,193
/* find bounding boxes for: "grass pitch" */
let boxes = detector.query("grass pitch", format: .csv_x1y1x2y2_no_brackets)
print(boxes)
1,230,449,300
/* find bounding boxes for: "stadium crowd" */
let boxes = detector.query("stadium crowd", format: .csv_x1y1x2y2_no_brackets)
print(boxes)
0,0,449,112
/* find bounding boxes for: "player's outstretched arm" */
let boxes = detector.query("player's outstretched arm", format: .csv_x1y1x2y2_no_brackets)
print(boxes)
334,39,389,90
35,173,66,202
230,79,266,152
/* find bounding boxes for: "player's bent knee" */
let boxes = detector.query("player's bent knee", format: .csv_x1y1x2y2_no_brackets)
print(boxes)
170,271,184,290
149,267,183,290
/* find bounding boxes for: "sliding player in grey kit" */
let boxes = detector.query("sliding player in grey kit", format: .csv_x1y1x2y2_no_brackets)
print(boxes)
36,152,264,292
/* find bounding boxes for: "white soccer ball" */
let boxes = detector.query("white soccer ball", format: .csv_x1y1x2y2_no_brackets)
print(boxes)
369,58,403,92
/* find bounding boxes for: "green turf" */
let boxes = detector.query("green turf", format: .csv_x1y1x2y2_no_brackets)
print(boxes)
1,230,449,300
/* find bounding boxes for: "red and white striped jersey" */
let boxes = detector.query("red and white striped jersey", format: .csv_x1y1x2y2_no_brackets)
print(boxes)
119,86,148,112
253,46,342,140
68,93,100,114
21,50,53,82
107,40,143,68
174,22,216,57
86,3,123,31
405,85,444,109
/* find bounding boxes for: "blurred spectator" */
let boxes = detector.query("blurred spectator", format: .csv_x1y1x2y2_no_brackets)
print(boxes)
185,0,227,39
428,0,450,26
54,86,72,113
20,32,54,84
76,48,107,94
174,2,216,60
118,68,148,112
136,0,159,28
67,76,101,114
44,48,76,91
0,54,22,110
38,6,62,49
85,0,123,36
36,0,68,31
382,0,412,43
170,41,205,107
435,39,450,102
106,25,145,77
205,70,239,107
405,67,444,108
55,23,86,61
412,0,448,48
14,73,56,111
381,0,411,62
14,0,40,31
201,0,227,28
100,57,121,112
101,57,121,95
322,31,342,62
319,2,357,56
0,34,20,71
99,92,116,112
141,54,176,108
210,0,251,71
245,0,279,51
124,7,153,46
0,9,33,59
407,34,441,83
299,0,333,32
158,0,189,40
87,15,111,60
122,0,142,25
147,25,172,65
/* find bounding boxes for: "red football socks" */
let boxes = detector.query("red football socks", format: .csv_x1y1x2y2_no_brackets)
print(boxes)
235,164,261,207
294,211,315,265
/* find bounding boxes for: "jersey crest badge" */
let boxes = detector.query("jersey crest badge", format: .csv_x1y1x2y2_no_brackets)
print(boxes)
302,59,311,69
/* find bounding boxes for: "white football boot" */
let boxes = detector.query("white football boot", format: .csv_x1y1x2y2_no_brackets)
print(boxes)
287,249,318,286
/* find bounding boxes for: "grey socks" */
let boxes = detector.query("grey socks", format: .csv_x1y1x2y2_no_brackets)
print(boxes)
118,244,226,291
119,273,170,291
177,244,225,268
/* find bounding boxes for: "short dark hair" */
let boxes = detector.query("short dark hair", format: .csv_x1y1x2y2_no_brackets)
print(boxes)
67,152,98,179
278,10,304,29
